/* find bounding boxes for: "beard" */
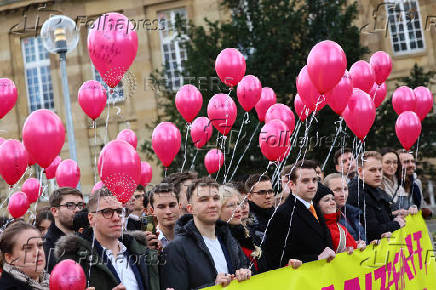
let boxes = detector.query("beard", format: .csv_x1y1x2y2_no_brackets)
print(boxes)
58,213,74,231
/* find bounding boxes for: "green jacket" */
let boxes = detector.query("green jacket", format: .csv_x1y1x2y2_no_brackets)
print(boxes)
54,231,160,290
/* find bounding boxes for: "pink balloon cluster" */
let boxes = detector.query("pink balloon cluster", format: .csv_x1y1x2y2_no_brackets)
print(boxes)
393,85,433,150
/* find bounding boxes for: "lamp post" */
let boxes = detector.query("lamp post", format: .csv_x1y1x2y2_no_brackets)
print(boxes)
40,15,79,163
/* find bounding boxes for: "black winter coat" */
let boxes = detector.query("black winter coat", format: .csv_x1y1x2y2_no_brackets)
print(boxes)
260,194,333,272
0,271,34,290
347,177,400,243
246,201,274,246
42,222,65,273
161,216,249,290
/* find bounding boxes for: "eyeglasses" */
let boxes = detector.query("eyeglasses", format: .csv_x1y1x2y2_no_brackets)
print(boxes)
92,208,124,219
252,189,274,196
59,202,86,210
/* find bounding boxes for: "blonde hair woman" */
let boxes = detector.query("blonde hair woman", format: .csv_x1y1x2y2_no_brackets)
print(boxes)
219,185,261,272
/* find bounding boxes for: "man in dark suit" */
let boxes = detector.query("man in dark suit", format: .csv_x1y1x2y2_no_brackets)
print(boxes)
260,160,335,272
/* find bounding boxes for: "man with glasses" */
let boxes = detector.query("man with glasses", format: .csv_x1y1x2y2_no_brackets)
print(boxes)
245,174,275,246
124,185,147,231
55,187,161,290
44,187,84,273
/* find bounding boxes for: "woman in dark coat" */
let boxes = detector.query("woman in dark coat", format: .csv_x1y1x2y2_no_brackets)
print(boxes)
0,220,49,290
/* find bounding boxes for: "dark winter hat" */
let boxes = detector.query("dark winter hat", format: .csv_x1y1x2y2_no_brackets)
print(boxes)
313,182,335,207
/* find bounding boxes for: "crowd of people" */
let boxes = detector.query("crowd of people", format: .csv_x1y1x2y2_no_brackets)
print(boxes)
0,148,433,290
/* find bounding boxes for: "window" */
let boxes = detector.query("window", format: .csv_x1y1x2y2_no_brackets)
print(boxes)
21,37,54,111
158,8,188,90
92,66,124,104
386,0,425,55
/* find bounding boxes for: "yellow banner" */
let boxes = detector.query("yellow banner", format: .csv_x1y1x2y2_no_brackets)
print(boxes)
206,212,436,290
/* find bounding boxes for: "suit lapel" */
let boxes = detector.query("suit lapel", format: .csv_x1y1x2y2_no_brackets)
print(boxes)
294,199,325,239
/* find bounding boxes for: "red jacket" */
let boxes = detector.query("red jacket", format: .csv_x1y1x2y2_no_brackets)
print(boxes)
324,212,357,252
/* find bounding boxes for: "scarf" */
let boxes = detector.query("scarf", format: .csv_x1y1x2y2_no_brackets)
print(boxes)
2,263,49,290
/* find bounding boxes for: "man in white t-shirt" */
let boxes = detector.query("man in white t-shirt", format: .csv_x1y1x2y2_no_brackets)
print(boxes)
162,177,251,290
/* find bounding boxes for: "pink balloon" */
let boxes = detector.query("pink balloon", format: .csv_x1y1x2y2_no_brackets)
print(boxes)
8,192,29,219
78,80,107,120
207,94,237,136
45,156,62,180
307,40,347,94
56,159,81,188
204,149,224,174
22,178,41,204
0,137,4,146
0,140,29,186
237,75,262,112
152,122,181,168
215,48,246,87
396,111,422,151
140,161,152,186
349,60,375,94
175,84,203,123
414,87,433,121
392,86,416,115
191,117,213,149
22,109,65,169
370,51,392,85
117,129,138,149
342,89,376,141
0,78,18,119
369,82,387,108
326,71,353,115
50,259,86,290
98,140,141,203
294,94,313,122
296,66,320,111
88,13,138,88
259,119,291,162
91,181,104,195
265,104,295,134
255,88,277,122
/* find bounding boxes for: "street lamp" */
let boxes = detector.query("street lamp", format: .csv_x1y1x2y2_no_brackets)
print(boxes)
40,15,79,163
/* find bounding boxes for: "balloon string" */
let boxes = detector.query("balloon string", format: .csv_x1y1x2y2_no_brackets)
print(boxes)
104,94,111,145
415,135,420,161
224,112,249,183
164,167,168,178
322,117,344,171
0,166,31,210
215,135,227,182
190,148,199,171
180,123,191,173
93,120,98,184
228,122,261,182
30,170,44,224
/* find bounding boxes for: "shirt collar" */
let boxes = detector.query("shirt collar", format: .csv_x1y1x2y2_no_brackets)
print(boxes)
293,194,312,209
102,241,127,257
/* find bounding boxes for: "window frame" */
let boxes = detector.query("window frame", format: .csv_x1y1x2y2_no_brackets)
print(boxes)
386,0,425,56
21,36,55,112
158,8,188,91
